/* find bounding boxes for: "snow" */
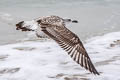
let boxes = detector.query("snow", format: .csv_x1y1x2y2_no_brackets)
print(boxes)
0,31,120,80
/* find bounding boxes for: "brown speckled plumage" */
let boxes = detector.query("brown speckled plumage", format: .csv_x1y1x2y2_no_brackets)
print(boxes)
16,15,99,75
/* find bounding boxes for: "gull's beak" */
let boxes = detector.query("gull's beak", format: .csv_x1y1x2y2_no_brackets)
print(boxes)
64,19,78,23
72,20,78,23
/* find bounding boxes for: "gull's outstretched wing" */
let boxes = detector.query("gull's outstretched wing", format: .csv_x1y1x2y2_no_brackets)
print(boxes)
40,24,99,75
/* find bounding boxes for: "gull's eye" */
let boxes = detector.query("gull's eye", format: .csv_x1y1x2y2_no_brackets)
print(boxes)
67,19,71,21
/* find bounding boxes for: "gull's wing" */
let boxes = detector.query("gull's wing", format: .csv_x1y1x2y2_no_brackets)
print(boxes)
40,24,99,75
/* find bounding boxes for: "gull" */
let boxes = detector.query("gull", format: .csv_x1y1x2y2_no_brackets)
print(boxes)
16,15,99,75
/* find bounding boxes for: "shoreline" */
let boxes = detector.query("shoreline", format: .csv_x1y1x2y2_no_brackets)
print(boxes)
0,31,120,80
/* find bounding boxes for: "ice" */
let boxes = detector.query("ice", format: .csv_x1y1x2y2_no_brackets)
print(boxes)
0,31,120,80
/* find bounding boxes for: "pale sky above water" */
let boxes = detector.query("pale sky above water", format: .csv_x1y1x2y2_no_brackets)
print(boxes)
0,0,120,45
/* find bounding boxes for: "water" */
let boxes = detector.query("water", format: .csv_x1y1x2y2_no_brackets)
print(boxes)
0,0,120,80
0,31,120,80
0,0,120,45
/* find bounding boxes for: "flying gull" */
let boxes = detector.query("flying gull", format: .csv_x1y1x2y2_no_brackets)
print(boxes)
16,15,99,75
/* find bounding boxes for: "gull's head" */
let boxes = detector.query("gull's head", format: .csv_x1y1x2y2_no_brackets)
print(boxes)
16,20,38,32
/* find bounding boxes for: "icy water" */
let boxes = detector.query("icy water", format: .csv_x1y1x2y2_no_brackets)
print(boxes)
0,0,120,80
